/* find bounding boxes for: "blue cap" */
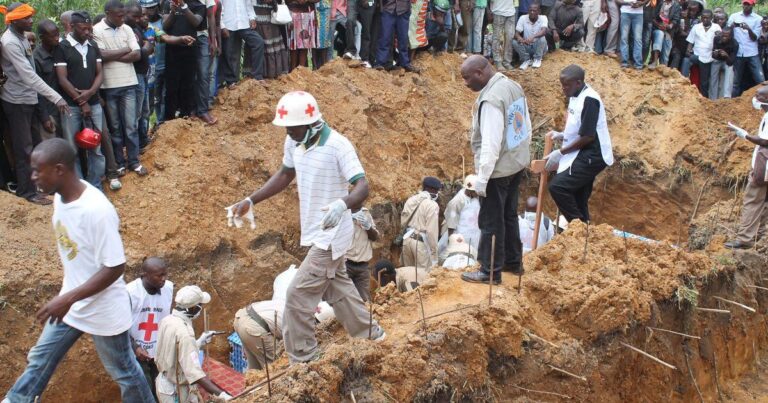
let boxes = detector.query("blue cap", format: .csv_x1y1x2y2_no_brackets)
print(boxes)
422,176,443,190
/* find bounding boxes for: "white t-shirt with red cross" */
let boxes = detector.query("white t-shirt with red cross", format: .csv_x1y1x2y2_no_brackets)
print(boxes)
127,278,174,358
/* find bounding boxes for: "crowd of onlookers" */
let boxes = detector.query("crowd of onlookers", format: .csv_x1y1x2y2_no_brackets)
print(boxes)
0,0,766,205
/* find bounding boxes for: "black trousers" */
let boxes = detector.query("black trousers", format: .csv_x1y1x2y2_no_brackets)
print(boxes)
2,101,41,199
478,172,523,275
548,155,607,223
164,46,197,120
221,29,266,82
356,3,378,62
690,55,712,98
138,359,159,401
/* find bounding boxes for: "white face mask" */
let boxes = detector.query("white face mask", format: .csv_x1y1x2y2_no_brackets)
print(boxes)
524,211,536,223
752,97,768,110
430,192,439,202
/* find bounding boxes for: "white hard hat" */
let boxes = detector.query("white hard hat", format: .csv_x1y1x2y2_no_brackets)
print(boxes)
175,285,211,309
314,301,336,322
272,91,322,127
463,175,479,190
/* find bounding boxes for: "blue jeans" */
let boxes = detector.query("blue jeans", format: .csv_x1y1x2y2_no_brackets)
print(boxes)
61,103,106,190
209,56,218,107
153,69,166,126
376,11,411,67
4,322,153,403
620,12,643,68
135,74,150,148
651,29,672,64
732,55,765,97
104,85,139,169
196,35,212,115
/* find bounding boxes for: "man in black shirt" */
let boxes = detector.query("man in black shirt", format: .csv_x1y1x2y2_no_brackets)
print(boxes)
545,65,614,223
125,1,154,149
54,11,107,190
162,0,205,120
34,20,62,139
710,27,738,99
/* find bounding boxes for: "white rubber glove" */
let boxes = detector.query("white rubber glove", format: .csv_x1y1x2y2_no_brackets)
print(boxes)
352,210,373,230
320,199,347,230
216,391,233,401
544,149,563,171
549,131,564,141
474,177,488,197
728,122,748,139
196,331,216,349
225,199,256,230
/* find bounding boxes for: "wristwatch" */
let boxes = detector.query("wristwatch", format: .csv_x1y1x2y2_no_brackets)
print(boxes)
181,3,189,9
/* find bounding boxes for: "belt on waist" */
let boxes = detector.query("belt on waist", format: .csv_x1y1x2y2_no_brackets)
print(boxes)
408,233,425,242
346,260,369,266
447,251,474,259
245,305,271,334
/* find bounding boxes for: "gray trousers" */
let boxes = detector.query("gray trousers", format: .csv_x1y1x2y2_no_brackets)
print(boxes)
492,13,516,65
709,60,732,100
512,37,547,61
604,0,620,53
345,260,371,302
736,178,768,244
283,246,382,363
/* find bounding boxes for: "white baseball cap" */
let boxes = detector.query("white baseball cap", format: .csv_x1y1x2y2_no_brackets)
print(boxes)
175,285,211,309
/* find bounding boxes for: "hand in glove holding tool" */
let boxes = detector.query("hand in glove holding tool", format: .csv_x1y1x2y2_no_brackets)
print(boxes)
196,330,223,349
543,149,563,171
728,122,749,139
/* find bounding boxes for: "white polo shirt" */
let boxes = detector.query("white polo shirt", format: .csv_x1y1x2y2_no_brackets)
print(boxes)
516,15,548,39
92,20,140,89
686,22,721,63
282,125,365,260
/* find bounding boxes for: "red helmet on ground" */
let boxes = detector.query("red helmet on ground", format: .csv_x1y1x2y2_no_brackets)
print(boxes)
75,126,101,150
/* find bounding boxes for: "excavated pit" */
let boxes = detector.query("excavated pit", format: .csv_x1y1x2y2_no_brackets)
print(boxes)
0,51,766,402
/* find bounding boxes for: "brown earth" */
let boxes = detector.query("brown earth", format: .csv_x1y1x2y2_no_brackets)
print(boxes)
0,50,766,402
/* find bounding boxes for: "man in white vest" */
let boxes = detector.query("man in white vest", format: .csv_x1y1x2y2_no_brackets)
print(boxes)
459,55,532,284
725,85,768,249
545,64,614,223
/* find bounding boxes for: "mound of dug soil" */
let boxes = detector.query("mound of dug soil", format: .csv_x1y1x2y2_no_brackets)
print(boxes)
0,51,765,401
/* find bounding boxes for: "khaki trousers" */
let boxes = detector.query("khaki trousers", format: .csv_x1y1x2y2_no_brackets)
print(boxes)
156,379,201,403
736,178,768,244
283,246,381,363
402,237,431,269
233,308,278,370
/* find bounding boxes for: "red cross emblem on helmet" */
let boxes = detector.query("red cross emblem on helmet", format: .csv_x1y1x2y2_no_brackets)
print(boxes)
273,91,322,127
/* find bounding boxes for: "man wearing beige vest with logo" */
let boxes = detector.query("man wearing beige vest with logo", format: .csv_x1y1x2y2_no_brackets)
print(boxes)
459,55,531,284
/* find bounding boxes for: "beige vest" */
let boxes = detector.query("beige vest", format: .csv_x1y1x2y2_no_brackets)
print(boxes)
471,73,531,179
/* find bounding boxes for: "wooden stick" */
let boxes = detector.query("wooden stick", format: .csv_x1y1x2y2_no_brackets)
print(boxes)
647,326,701,340
489,234,496,305
461,154,465,181
547,364,587,382
511,384,571,400
231,370,288,399
683,346,704,403
746,285,768,291
695,307,731,314
203,308,210,359
274,310,278,357
350,391,357,403
411,304,479,323
582,221,590,263
620,342,677,370
531,133,553,251
532,116,553,133
368,301,374,340
261,337,272,397
712,342,723,401
416,288,427,336
526,330,560,349
712,296,756,313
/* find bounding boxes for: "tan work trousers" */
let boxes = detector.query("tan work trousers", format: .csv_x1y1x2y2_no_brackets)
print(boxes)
233,308,277,370
736,178,768,244
402,237,431,269
156,379,201,403
283,246,381,363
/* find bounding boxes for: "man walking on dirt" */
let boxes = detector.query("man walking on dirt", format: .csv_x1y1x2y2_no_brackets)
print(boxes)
228,91,385,364
544,64,614,223
459,55,531,284
3,138,154,403
725,85,768,249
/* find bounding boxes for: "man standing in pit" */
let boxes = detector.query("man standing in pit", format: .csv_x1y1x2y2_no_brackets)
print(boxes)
3,138,153,402
400,177,441,270
346,206,379,301
126,256,173,400
228,91,385,364
545,64,614,224
459,55,531,285
725,85,768,249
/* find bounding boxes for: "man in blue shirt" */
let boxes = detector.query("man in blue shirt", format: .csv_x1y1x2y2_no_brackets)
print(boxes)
728,0,764,97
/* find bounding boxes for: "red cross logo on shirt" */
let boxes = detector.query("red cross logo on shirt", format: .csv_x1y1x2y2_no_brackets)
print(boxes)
277,106,288,119
305,104,315,117
138,313,159,342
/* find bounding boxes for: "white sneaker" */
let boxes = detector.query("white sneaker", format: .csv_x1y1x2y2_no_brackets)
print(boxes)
342,52,355,60
374,331,386,342
532,59,542,68
362,61,372,68
519,60,532,70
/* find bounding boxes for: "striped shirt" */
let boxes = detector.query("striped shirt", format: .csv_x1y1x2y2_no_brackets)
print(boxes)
282,125,365,260
92,20,140,89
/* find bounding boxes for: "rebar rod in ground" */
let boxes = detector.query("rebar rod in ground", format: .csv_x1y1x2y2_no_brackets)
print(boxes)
647,326,701,339
620,342,677,370
203,308,210,359
261,337,272,397
695,307,731,314
274,310,278,356
746,285,768,291
582,221,590,262
547,364,587,382
683,345,704,403
416,288,427,336
511,385,571,399
411,304,479,323
231,370,288,400
489,234,496,305
712,296,756,313
526,330,560,348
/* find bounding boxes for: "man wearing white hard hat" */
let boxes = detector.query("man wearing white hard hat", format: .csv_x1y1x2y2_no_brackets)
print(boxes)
154,285,232,402
228,91,385,364
438,174,481,261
